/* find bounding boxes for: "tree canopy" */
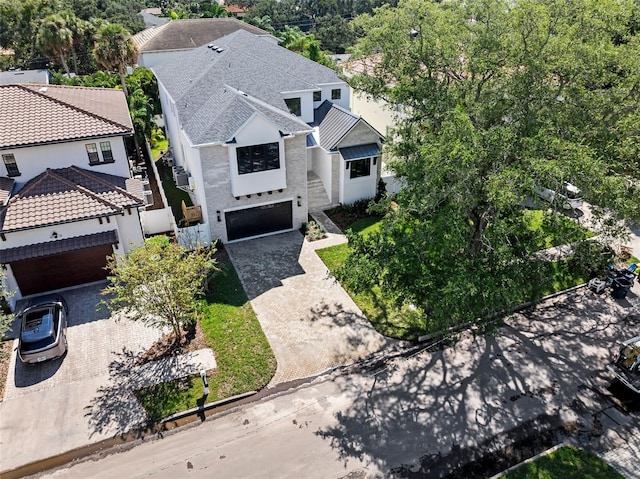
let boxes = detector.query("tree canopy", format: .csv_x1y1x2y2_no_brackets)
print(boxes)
339,0,640,332
102,236,217,342
92,22,139,96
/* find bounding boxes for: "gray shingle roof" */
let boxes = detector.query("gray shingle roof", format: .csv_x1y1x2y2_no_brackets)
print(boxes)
153,30,344,144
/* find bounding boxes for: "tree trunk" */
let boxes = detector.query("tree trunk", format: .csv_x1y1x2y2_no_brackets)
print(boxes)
118,67,129,97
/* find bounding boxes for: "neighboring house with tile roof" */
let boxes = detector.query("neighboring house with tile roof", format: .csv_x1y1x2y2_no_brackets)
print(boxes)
0,84,145,304
133,18,278,68
153,29,383,243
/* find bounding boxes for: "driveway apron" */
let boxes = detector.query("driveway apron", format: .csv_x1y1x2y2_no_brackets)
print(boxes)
226,231,396,386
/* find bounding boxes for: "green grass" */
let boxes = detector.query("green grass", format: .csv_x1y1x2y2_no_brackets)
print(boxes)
522,209,593,250
503,446,624,479
317,212,591,340
150,138,168,161
154,160,193,223
134,259,276,421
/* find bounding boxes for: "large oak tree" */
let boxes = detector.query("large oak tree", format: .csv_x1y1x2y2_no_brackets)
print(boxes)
340,0,640,332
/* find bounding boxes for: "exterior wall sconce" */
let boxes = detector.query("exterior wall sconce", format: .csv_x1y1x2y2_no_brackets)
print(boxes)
51,231,58,239
297,195,302,207
216,210,221,222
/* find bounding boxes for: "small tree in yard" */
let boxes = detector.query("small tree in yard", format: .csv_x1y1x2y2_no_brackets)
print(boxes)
103,236,217,343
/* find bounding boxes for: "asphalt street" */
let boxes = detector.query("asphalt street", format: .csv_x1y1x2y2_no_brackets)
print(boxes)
40,287,640,478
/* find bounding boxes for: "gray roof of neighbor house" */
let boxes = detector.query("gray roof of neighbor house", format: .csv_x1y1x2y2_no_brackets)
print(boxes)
0,166,144,233
314,100,382,151
153,29,343,145
134,18,274,52
0,69,49,85
0,84,133,149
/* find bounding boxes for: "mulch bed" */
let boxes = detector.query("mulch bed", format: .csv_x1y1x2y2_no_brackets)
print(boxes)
0,340,13,402
135,321,208,366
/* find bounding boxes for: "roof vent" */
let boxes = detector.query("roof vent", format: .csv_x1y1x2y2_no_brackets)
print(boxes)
208,44,217,49
215,47,224,53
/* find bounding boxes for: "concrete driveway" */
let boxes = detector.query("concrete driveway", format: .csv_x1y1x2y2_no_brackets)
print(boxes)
0,283,165,473
226,231,400,385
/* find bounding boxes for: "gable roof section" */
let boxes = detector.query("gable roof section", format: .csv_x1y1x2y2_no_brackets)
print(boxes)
135,18,272,52
315,101,361,150
153,29,342,144
0,166,143,233
0,84,133,149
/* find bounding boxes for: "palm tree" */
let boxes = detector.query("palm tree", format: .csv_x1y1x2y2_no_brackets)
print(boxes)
36,14,73,76
93,23,138,97
60,11,86,75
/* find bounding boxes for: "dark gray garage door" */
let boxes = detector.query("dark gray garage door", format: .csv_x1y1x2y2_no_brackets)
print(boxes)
11,245,113,296
226,201,293,241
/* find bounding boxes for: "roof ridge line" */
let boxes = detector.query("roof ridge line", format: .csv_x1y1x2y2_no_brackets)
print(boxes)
67,166,143,204
44,168,122,212
16,84,132,133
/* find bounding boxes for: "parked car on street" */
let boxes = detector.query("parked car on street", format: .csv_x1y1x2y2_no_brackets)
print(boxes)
535,182,583,210
607,335,640,394
18,294,68,364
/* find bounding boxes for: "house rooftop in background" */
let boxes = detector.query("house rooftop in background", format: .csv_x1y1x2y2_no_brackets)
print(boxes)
0,69,49,85
0,84,133,149
133,18,276,54
152,29,345,145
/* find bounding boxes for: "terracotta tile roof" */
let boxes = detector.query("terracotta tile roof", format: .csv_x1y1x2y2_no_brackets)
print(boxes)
0,166,144,233
0,84,133,149
0,177,15,205
0,230,118,263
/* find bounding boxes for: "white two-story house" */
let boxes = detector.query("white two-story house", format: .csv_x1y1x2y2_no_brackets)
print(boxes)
153,29,383,243
0,84,145,304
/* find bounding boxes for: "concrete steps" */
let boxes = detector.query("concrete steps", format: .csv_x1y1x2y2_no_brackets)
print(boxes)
307,171,332,212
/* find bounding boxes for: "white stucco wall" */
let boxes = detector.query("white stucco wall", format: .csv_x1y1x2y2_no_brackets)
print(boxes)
1,136,130,184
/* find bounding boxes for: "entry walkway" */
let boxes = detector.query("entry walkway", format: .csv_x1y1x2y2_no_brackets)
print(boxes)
226,231,399,386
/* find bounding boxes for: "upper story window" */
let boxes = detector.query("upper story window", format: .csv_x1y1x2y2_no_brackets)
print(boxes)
87,141,114,165
348,157,371,179
237,143,280,175
2,153,20,177
100,142,114,162
285,98,301,116
86,143,100,164
313,91,322,102
331,88,342,100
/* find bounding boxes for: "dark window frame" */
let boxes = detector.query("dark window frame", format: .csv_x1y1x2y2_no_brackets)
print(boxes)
99,141,114,163
331,88,342,100
348,157,371,179
2,153,20,177
237,142,280,175
313,91,322,102
86,143,100,165
285,97,301,116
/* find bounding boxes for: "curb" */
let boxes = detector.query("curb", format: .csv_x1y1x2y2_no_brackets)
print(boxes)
488,443,565,479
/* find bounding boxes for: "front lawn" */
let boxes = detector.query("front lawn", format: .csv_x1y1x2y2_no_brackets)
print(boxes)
134,252,276,421
317,210,592,340
503,446,624,479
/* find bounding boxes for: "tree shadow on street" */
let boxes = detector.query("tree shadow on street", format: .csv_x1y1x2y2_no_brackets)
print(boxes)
314,288,637,477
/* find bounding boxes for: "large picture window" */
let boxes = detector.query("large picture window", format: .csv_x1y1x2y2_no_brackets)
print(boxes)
2,153,20,177
237,143,280,175
349,158,371,179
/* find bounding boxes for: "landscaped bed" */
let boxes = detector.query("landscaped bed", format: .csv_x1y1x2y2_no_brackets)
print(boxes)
134,248,276,421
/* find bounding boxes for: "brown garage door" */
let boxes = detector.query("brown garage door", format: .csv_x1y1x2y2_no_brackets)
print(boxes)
11,244,113,296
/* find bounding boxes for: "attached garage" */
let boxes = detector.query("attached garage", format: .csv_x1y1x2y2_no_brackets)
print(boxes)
1,231,118,296
225,200,293,241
